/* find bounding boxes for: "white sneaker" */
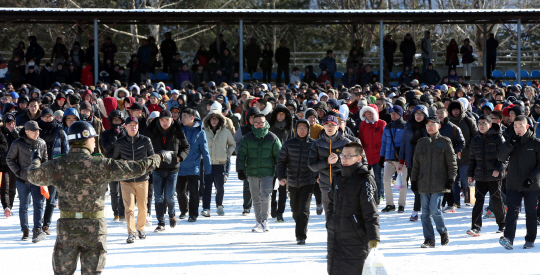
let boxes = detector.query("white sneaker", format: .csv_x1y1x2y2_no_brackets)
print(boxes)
252,222,263,232
145,215,152,227
261,220,269,232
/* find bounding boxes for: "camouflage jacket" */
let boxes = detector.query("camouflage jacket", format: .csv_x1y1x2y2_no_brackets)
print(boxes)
27,146,161,213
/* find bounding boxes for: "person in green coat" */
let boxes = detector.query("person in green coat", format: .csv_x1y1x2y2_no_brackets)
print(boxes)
237,114,282,233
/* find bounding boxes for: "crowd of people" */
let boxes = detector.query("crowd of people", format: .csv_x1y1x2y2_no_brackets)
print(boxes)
0,32,539,274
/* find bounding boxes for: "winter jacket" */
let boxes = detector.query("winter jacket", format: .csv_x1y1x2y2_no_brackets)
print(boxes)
86,116,105,154
399,105,429,168
144,118,190,172
319,56,337,75
486,37,499,57
303,65,317,84
40,67,54,90
0,126,18,167
421,68,441,86
234,106,259,153
25,71,41,88
112,133,154,182
204,111,236,165
137,45,151,64
380,117,405,161
399,69,413,85
193,71,208,89
400,37,417,59
275,46,290,66
378,108,392,125
358,105,387,166
25,36,45,65
308,130,352,190
460,45,474,64
15,109,42,127
497,131,540,192
342,73,357,88
269,104,294,144
447,100,478,166
178,117,212,176
100,125,126,159
236,121,282,178
276,120,316,188
421,37,432,59
327,161,380,275
439,117,466,155
61,108,80,133
159,39,177,60
37,120,69,161
245,42,261,66
383,39,397,57
468,124,507,182
101,97,118,130
101,42,118,62
8,60,24,83
6,128,47,184
359,71,373,87
261,49,273,68
176,69,193,86
445,45,460,66
81,65,93,86
411,132,458,194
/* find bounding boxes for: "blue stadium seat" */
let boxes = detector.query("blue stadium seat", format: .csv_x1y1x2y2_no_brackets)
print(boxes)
253,72,263,80
390,72,396,79
157,73,169,81
271,72,277,79
491,70,503,78
396,72,402,78
521,70,530,79
243,73,252,81
527,81,533,86
334,72,344,79
149,73,156,80
531,70,540,78
504,70,516,79
299,72,304,79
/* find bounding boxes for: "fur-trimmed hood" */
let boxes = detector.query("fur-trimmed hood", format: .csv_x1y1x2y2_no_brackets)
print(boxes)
269,104,293,130
114,88,130,101
260,101,273,116
359,104,379,122
203,110,226,131
243,96,255,111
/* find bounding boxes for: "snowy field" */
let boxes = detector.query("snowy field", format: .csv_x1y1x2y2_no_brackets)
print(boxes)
1,157,539,274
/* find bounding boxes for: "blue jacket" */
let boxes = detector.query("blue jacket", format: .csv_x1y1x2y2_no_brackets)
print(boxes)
62,108,80,133
342,73,357,88
380,118,406,160
399,105,428,167
137,45,151,64
178,117,212,176
38,120,69,160
167,99,180,110
319,56,337,75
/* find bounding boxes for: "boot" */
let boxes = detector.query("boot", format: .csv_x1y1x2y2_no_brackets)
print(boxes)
463,186,470,205
42,226,51,235
21,229,30,241
32,228,47,243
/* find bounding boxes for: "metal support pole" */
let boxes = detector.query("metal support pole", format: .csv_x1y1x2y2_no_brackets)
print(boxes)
239,20,243,83
483,24,487,78
94,19,98,86
517,19,521,84
379,20,384,84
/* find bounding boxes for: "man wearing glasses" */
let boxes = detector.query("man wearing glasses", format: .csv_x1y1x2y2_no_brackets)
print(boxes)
237,114,282,232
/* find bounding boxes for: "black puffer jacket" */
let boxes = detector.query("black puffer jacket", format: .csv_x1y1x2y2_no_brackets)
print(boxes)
468,124,507,182
6,128,47,184
113,133,155,182
447,100,478,166
497,130,540,192
276,120,316,188
101,125,127,158
308,129,352,190
269,104,294,144
0,126,18,167
327,161,380,275
144,118,190,172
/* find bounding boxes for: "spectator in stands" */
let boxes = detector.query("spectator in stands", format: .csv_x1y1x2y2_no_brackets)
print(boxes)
319,50,337,80
400,33,416,70
160,32,177,74
101,37,118,65
421,31,432,73
275,40,291,84
460,38,474,81
383,35,397,72
445,39,460,76
486,33,499,79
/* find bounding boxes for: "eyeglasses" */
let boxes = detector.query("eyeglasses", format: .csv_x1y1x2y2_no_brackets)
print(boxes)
341,154,359,159
253,122,265,126
297,127,309,131
478,122,490,126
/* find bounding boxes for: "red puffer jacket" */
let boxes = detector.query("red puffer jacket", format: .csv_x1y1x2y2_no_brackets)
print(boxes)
358,104,387,165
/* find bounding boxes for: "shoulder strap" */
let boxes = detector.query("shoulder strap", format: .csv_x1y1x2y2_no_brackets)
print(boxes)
453,124,456,141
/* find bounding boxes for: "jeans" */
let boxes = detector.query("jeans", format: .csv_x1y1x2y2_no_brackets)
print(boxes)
271,176,287,215
248,176,274,223
109,181,125,217
177,175,200,218
372,163,383,200
243,179,252,210
471,181,505,231
289,185,314,240
0,168,16,210
422,57,430,73
203,165,225,210
504,189,540,243
276,64,289,84
153,171,178,226
420,193,447,240
453,165,470,205
16,181,44,231
43,185,57,227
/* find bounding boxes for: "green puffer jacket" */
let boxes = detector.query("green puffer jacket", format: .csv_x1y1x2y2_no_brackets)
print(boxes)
236,121,282,178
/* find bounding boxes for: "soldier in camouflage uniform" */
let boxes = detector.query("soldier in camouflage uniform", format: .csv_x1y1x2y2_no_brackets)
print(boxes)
26,121,173,274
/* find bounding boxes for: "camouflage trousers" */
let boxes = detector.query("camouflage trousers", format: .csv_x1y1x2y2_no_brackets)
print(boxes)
53,218,107,275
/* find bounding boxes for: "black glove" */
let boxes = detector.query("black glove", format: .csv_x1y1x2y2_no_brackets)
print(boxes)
157,150,174,164
445,179,454,190
509,135,522,146
523,178,534,188
411,181,418,193
31,149,41,162
378,156,385,167
237,170,246,181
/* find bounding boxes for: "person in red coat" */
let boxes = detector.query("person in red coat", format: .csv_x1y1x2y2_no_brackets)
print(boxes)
81,63,93,86
359,103,387,202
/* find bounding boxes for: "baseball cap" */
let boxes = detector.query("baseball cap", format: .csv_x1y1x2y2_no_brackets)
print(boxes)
4,113,15,124
129,102,144,110
25,121,41,131
125,116,139,124
426,116,440,124
323,115,338,126
159,110,172,119
41,108,54,117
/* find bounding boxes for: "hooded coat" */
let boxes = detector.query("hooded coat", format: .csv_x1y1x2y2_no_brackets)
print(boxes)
236,121,282,178
145,118,190,172
203,111,236,165
38,119,69,161
326,161,380,275
25,36,45,65
114,88,131,111
399,105,429,168
303,65,317,84
359,104,387,165
276,120,316,188
269,104,294,144
51,93,68,113
178,117,212,176
468,124,507,182
102,97,118,130
447,100,479,166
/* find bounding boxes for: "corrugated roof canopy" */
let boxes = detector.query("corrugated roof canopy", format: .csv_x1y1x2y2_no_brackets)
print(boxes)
0,8,538,25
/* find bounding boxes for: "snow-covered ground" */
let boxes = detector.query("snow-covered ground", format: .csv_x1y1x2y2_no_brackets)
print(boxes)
1,157,538,274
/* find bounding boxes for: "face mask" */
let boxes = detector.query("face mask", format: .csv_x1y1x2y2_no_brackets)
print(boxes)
80,114,90,121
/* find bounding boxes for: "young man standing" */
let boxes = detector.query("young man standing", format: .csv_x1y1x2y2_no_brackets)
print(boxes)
237,114,282,232
497,115,540,250
467,115,506,236
113,116,154,243
327,142,380,273
411,116,457,248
